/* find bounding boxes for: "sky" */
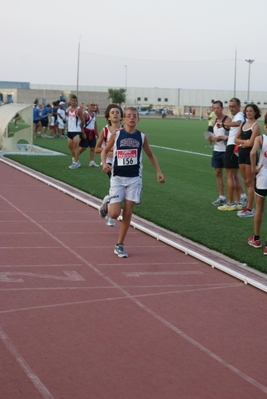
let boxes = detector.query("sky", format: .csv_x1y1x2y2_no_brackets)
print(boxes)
1,0,266,93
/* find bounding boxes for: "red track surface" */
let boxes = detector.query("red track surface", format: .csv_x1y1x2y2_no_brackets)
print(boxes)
1,159,267,399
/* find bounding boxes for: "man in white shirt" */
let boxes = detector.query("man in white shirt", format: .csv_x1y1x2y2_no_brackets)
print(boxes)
218,98,246,211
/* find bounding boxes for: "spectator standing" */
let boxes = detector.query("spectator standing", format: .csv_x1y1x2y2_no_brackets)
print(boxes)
40,104,51,136
33,104,43,138
210,101,231,206
248,113,267,255
206,106,216,148
79,101,99,167
66,95,85,169
235,104,261,217
57,101,66,137
218,98,247,211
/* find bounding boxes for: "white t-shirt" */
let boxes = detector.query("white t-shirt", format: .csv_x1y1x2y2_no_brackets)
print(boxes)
227,111,245,145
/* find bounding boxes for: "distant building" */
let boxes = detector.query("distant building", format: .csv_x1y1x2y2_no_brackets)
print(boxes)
1,81,266,119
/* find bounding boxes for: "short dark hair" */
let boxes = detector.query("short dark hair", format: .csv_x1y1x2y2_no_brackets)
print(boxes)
70,95,77,100
264,113,267,124
213,100,223,108
229,97,241,105
243,103,261,120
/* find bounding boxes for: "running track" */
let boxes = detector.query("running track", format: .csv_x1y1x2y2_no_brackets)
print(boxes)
0,158,267,399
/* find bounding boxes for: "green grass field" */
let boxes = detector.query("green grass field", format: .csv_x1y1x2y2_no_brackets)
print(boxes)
5,117,267,274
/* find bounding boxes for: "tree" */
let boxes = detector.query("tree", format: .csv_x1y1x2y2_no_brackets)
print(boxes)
108,88,126,105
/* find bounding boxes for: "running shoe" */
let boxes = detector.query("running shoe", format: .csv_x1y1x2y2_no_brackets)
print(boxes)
237,208,255,218
240,197,247,207
212,197,227,206
68,161,80,169
99,195,110,218
264,246,267,256
218,203,236,211
248,236,262,248
235,202,244,210
114,244,128,258
89,160,99,168
105,215,115,227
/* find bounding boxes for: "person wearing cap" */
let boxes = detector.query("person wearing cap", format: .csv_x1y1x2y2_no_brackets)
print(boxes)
57,101,66,137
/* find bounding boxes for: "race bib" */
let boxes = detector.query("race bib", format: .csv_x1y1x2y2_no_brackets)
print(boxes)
117,149,137,166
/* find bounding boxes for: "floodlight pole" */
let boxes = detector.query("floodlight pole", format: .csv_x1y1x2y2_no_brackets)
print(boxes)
233,46,237,97
245,59,254,102
76,35,81,98
124,65,127,105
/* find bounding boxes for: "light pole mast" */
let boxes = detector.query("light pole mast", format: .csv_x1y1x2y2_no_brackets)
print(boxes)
124,65,127,105
245,59,254,102
76,35,81,98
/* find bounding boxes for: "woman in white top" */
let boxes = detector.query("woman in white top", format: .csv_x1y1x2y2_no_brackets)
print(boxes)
248,113,267,255
235,104,261,217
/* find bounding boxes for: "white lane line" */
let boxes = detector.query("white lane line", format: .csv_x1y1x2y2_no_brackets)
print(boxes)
0,282,241,292
0,271,85,283
150,144,212,157
0,284,242,314
0,327,54,399
0,264,83,268
99,261,199,266
124,271,202,277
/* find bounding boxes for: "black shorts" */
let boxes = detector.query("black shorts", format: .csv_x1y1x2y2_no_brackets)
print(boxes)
211,151,225,169
238,148,258,166
67,131,80,139
225,145,239,169
255,187,267,198
41,118,48,127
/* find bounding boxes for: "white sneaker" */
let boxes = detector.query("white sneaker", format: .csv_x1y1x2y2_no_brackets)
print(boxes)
89,160,99,168
99,195,110,218
237,208,255,218
105,215,115,227
68,161,80,169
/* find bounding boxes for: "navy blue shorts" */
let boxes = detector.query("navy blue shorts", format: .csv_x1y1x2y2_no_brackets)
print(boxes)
79,131,97,148
41,118,48,127
211,151,225,169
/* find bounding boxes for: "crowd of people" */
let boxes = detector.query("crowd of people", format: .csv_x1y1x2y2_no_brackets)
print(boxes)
207,98,267,256
32,98,100,168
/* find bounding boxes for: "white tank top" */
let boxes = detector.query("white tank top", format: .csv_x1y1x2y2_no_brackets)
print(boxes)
213,122,227,152
67,108,81,132
256,135,267,190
